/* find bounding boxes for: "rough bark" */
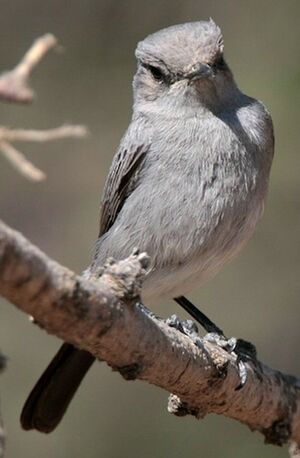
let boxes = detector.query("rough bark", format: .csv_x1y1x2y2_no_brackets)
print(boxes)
1,219,300,454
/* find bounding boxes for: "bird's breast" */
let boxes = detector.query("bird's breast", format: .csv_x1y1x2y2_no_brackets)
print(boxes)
140,114,269,299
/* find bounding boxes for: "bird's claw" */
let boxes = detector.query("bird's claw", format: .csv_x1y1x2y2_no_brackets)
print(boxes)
166,315,204,348
203,333,257,388
167,314,258,389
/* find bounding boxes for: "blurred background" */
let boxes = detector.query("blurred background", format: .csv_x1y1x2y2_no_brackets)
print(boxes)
0,1,299,457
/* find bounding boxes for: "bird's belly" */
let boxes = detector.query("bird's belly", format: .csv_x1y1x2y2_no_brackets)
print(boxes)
141,197,264,302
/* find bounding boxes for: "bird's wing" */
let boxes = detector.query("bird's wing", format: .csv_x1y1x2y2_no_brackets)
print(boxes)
99,127,150,236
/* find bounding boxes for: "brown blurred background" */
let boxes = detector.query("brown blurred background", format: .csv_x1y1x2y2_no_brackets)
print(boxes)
0,1,299,457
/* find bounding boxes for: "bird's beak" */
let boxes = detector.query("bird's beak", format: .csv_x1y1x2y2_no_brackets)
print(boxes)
186,63,213,82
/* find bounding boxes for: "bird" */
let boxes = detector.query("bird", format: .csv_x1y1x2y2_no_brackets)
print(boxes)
21,19,274,433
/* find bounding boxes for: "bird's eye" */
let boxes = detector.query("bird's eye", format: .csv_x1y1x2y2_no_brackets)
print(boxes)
213,56,226,71
143,64,165,82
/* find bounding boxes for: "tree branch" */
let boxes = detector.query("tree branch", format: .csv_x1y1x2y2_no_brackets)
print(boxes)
0,219,299,455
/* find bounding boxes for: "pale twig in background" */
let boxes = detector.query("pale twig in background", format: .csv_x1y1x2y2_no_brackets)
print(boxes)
0,34,89,181
0,126,89,181
0,32,88,456
0,125,88,143
0,140,46,182
0,34,57,104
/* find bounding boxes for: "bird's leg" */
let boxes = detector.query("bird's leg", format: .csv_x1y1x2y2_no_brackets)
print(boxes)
174,296,225,336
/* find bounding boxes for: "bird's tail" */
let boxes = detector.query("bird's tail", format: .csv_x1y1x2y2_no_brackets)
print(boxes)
20,343,95,433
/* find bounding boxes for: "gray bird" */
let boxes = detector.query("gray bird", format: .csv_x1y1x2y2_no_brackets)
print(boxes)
21,20,274,433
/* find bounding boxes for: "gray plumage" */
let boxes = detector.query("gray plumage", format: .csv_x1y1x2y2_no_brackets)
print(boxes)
90,19,274,301
21,20,274,433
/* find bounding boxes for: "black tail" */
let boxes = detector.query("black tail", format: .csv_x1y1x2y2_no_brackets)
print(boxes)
20,343,95,433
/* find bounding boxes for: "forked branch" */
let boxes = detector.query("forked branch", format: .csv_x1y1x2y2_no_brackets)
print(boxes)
0,34,88,181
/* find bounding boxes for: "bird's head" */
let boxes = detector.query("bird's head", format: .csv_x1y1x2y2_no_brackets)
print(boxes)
133,20,238,115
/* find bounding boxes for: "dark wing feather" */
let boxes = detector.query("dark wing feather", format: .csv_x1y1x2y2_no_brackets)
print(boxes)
99,142,149,236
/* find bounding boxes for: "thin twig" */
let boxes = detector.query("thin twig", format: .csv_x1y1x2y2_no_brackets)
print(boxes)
0,125,89,143
0,125,88,181
0,34,57,104
13,34,57,81
0,140,46,181
0,33,88,181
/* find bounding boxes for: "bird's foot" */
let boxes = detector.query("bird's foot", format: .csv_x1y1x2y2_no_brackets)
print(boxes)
166,314,258,389
166,314,200,341
203,333,258,388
